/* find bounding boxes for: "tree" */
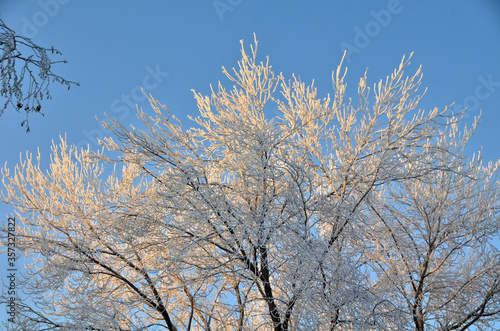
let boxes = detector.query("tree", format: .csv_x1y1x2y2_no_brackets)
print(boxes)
0,17,79,131
1,37,499,330
365,133,500,330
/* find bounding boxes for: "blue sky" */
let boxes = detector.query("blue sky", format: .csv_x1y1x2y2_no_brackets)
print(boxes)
0,0,499,325
1,1,499,164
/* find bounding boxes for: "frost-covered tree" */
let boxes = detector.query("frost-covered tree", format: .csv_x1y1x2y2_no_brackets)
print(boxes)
1,37,499,330
365,127,500,330
0,17,78,131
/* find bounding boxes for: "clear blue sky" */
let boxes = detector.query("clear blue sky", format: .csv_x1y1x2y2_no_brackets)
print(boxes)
0,0,499,324
1,1,499,165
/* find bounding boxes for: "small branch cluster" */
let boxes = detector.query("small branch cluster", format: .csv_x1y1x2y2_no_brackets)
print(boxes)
0,18,79,131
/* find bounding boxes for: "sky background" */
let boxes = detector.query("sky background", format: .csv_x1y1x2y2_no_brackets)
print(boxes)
0,0,499,325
